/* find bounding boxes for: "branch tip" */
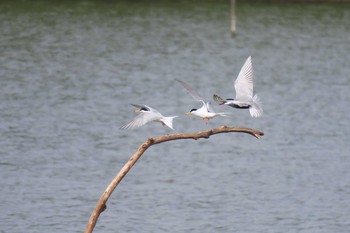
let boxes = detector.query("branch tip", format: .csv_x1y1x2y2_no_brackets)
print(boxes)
85,126,264,233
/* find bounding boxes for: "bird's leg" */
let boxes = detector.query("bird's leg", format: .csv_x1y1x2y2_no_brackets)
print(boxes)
202,118,209,124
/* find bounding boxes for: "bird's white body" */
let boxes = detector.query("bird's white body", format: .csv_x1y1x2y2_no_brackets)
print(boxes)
176,79,229,123
120,104,177,130
189,101,228,120
223,95,262,118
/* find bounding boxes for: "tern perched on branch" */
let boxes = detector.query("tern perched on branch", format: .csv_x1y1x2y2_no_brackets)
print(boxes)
213,56,263,118
176,79,229,124
120,104,178,130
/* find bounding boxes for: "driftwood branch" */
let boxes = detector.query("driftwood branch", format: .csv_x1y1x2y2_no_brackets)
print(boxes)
85,126,264,233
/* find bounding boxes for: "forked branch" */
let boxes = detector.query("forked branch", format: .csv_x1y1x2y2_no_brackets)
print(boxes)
85,126,264,233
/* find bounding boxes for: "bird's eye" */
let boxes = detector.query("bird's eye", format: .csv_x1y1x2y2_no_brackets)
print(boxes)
140,107,148,111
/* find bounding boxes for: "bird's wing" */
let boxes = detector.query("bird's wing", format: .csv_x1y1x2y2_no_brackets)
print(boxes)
120,111,160,130
213,94,226,105
205,101,215,113
234,56,254,100
131,104,162,115
176,79,203,102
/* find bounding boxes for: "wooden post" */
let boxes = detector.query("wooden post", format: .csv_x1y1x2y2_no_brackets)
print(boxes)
230,0,236,37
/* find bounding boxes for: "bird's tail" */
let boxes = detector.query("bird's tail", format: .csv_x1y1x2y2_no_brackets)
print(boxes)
161,116,178,130
249,94,263,118
217,112,231,117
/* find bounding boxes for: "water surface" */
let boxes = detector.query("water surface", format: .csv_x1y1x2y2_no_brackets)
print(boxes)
1,1,350,233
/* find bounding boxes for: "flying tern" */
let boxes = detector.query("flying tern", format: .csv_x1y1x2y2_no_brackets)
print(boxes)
213,56,263,118
120,104,178,130
176,79,229,124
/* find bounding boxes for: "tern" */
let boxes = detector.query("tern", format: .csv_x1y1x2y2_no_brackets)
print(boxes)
176,79,229,124
213,56,263,118
120,104,178,130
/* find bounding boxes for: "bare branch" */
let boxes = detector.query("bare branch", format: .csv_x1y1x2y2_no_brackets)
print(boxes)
85,126,264,233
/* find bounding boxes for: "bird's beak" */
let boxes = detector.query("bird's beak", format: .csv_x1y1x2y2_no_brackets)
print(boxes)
186,112,192,115
135,109,141,113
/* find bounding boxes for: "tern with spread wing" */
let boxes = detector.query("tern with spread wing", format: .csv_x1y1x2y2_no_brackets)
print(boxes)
120,104,178,130
213,56,263,118
176,79,229,124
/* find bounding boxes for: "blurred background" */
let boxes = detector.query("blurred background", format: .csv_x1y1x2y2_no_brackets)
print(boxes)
1,1,350,232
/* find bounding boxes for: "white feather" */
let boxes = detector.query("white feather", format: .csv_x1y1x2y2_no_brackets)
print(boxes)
234,56,254,101
120,104,177,130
